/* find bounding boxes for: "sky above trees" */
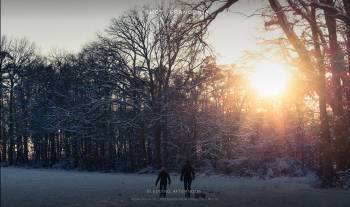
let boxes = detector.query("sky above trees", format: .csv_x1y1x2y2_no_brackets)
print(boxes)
1,0,266,64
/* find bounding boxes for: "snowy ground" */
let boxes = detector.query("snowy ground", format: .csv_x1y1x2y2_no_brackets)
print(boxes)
1,167,350,207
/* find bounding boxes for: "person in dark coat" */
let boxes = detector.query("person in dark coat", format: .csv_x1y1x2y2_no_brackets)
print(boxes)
155,167,171,197
180,160,195,198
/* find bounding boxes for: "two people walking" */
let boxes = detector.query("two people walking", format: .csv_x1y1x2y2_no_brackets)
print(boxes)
155,160,195,198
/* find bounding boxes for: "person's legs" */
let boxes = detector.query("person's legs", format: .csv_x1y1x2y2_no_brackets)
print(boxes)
160,182,167,197
187,179,192,197
184,179,192,197
163,183,167,197
159,183,163,197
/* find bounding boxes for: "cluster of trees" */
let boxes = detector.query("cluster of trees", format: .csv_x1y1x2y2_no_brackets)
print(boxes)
196,0,350,185
267,0,350,186
0,5,227,170
1,1,349,186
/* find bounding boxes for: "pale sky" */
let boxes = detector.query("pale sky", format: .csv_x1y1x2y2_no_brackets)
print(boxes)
1,0,267,64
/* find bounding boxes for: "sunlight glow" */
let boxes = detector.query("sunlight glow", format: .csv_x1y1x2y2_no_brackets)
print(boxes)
250,60,290,97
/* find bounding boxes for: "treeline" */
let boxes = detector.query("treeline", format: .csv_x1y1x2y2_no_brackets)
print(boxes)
0,6,228,171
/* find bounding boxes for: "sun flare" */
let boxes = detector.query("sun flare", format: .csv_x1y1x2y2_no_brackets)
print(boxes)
250,60,290,97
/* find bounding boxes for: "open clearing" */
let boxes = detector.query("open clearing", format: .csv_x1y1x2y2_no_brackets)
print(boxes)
1,167,350,207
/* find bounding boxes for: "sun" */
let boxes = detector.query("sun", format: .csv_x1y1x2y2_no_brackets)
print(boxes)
250,60,290,97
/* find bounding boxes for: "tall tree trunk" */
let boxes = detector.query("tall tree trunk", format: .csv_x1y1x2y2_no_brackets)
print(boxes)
140,120,147,167
311,3,334,185
153,94,162,167
0,56,6,164
269,0,335,184
23,135,28,163
323,0,348,172
323,0,344,116
21,81,29,163
162,98,168,167
343,0,350,171
154,124,162,167
8,78,14,165
50,134,57,165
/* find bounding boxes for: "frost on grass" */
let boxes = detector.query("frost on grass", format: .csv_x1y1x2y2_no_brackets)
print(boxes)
2,167,350,207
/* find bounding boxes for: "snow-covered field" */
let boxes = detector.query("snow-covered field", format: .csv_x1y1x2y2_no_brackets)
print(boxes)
1,167,350,207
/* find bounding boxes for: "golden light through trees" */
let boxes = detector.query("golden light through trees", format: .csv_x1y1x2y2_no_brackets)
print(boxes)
250,60,290,97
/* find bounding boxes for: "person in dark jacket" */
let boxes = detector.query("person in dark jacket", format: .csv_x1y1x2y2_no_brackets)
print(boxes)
155,167,171,197
180,160,195,198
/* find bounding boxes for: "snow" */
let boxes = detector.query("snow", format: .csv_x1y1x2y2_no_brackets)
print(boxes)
337,169,350,190
1,167,350,207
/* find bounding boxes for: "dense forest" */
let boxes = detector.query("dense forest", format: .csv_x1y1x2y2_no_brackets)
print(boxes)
1,0,350,187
